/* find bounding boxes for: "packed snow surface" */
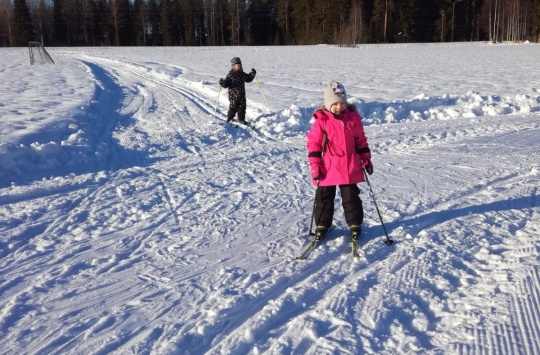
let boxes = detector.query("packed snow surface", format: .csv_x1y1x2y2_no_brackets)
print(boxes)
1,42,540,354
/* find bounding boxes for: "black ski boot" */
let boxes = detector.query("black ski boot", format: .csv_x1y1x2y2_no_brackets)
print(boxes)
227,110,235,123
350,225,361,241
315,226,328,241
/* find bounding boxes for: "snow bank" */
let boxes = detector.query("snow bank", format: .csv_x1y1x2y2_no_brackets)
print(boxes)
255,91,540,138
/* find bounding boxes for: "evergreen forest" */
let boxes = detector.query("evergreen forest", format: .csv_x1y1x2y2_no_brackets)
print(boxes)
1,0,539,47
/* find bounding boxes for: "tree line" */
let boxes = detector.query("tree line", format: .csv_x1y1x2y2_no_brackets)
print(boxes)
1,0,539,47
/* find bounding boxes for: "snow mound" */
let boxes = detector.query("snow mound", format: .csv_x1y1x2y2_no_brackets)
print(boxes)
254,91,540,139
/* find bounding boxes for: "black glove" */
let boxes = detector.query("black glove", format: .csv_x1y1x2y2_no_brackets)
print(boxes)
309,157,324,181
365,161,374,175
251,68,256,75
219,78,224,87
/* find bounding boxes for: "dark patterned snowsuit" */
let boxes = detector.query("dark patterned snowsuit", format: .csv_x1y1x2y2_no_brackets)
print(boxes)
221,69,256,123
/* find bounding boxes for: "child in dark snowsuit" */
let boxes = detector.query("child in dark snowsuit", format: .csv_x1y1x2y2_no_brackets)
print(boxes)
219,57,256,125
306,82,374,241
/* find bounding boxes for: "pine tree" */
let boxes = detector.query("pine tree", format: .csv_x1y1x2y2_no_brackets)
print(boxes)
275,0,294,44
534,0,540,41
109,0,121,45
312,0,331,43
370,0,393,42
33,0,52,44
12,0,33,45
343,0,366,45
193,0,206,45
0,0,14,46
119,0,133,45
169,0,183,45
206,0,216,45
81,0,95,45
160,0,173,45
54,0,82,46
181,0,196,46
147,0,161,45
247,0,276,45
394,0,414,42
413,0,439,42
94,0,110,45
290,0,309,44
320,0,353,45
52,0,67,45
107,0,131,45
132,0,148,46
219,0,231,45
228,0,246,45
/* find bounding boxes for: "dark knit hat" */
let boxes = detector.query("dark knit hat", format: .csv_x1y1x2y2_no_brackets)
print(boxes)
231,57,242,66
324,82,347,110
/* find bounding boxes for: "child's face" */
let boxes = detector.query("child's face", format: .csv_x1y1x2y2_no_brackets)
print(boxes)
330,102,347,115
233,64,241,71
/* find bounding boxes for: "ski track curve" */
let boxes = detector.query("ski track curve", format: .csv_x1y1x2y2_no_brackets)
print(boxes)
1,50,539,355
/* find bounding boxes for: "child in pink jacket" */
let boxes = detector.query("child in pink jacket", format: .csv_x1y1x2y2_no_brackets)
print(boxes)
306,82,373,241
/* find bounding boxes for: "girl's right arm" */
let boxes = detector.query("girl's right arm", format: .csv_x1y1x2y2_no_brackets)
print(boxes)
306,120,324,154
221,74,232,88
306,120,325,180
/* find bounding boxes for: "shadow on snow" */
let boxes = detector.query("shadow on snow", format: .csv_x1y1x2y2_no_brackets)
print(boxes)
0,61,167,189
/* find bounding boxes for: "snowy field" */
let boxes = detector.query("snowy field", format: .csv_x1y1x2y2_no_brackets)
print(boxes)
1,42,539,354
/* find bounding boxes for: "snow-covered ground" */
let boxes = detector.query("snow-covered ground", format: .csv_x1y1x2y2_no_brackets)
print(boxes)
1,42,539,354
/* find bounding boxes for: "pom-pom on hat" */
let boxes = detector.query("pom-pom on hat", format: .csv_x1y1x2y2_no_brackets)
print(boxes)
324,82,347,110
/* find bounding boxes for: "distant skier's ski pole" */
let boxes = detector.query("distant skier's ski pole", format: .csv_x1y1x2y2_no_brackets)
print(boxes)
254,75,271,112
214,85,221,118
363,169,394,246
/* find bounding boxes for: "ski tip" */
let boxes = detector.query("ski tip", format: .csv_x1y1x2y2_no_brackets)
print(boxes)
352,255,368,264
226,122,257,131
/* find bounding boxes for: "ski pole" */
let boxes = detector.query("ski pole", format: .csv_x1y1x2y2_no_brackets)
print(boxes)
254,75,271,112
363,170,394,245
308,180,320,236
214,85,221,118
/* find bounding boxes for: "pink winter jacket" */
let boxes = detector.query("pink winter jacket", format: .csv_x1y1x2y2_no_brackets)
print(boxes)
306,106,370,186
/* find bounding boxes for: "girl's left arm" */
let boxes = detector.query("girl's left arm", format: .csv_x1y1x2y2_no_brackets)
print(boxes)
355,125,369,150
351,112,369,151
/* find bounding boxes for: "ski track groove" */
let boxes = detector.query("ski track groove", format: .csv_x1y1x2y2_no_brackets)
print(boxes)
0,174,113,285
80,55,229,124
79,54,281,145
512,265,540,355
196,234,397,354
203,242,366,354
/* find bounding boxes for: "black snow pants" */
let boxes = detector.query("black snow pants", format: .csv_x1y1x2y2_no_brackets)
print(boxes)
314,184,363,228
227,98,246,123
